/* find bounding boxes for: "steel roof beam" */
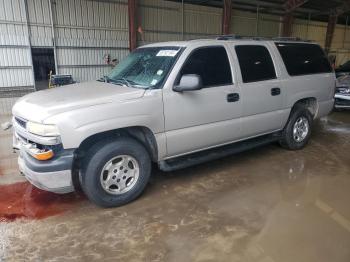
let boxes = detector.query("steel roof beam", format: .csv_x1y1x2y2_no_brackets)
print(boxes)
283,0,308,13
333,0,350,16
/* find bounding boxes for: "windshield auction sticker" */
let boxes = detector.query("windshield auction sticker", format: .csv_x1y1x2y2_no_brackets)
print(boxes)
156,50,179,57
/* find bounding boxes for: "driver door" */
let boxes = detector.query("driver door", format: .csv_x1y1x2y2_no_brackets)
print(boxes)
163,45,242,157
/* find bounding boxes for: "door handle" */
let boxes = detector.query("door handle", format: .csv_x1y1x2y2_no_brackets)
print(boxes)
227,93,240,102
271,87,281,96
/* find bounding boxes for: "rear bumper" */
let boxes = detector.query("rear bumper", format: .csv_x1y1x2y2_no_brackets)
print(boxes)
18,148,75,194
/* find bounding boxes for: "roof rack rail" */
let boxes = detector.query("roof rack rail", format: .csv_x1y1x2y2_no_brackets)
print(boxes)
216,35,312,42
272,37,309,41
216,35,242,40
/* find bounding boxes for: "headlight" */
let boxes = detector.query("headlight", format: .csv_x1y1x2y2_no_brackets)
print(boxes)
26,121,60,137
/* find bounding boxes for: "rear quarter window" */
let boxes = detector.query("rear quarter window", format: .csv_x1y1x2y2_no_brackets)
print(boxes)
275,43,332,76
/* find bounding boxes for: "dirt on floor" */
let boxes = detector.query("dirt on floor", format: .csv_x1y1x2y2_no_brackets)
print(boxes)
0,111,349,262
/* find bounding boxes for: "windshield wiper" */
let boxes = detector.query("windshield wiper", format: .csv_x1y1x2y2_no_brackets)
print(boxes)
98,76,150,89
112,78,149,88
112,77,134,87
97,76,113,83
97,76,128,87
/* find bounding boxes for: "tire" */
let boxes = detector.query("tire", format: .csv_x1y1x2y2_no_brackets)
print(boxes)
279,105,313,150
81,137,151,207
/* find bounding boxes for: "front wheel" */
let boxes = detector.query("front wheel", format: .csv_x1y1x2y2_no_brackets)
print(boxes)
279,106,313,150
81,137,151,207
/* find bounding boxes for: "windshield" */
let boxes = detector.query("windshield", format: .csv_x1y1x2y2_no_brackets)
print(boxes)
105,46,182,89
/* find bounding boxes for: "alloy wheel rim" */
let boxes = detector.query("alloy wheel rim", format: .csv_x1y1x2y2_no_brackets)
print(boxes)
100,155,140,195
293,116,309,142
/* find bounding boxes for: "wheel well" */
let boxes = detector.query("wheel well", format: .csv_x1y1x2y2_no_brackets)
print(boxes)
71,127,158,190
74,126,158,165
293,97,318,117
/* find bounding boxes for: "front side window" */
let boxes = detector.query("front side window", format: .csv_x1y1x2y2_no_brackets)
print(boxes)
275,42,332,76
179,46,232,87
106,46,182,89
235,45,277,83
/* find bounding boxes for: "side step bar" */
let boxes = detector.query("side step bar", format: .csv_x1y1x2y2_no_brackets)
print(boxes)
159,132,281,172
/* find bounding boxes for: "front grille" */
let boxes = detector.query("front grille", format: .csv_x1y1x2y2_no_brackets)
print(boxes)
14,117,27,129
17,132,30,144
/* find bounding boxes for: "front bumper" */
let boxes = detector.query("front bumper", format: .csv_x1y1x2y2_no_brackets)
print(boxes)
18,155,74,194
335,94,350,109
12,116,75,194
16,139,75,194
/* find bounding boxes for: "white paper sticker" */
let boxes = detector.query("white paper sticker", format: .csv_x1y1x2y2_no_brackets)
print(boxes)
156,50,179,57
156,70,163,75
151,79,158,85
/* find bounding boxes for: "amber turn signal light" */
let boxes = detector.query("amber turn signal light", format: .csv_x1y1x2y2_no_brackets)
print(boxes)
32,149,54,161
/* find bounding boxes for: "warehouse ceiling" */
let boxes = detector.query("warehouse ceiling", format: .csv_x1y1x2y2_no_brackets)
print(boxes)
170,0,350,24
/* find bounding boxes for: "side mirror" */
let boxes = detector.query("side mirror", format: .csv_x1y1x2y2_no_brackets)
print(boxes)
173,74,202,92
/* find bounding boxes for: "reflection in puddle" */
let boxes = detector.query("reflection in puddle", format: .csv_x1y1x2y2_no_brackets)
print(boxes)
278,157,307,203
319,117,350,134
0,182,85,222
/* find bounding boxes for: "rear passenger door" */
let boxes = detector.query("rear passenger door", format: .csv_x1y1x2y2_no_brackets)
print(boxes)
234,44,286,137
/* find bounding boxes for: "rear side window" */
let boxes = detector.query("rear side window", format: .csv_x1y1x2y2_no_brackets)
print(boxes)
179,46,232,87
235,45,276,83
275,43,332,76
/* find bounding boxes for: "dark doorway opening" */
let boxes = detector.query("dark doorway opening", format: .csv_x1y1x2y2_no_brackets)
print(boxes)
31,48,55,91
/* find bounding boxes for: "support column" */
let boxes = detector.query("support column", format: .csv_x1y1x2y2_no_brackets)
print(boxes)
23,0,36,91
48,0,58,75
128,0,137,51
222,0,232,35
325,14,337,54
181,0,184,40
281,13,293,37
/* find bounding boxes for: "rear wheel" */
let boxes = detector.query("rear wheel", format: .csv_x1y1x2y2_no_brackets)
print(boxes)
81,137,151,207
279,106,313,150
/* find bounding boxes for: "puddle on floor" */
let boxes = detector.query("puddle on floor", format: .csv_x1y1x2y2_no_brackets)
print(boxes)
0,182,85,222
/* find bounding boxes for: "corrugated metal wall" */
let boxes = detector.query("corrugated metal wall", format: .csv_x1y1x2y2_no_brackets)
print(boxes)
230,10,281,37
229,9,350,66
25,0,129,81
27,0,53,47
0,0,34,114
139,0,222,45
53,0,129,82
0,0,129,115
292,19,327,47
184,4,222,40
292,18,350,65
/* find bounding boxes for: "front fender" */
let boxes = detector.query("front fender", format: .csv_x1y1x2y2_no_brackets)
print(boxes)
44,90,164,149
71,115,156,148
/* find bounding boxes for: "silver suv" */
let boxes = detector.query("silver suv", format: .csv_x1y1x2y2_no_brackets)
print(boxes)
12,37,335,207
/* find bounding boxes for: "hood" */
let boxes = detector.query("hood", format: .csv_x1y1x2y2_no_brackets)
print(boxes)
12,81,146,123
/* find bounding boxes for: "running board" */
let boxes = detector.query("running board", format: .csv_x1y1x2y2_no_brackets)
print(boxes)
159,133,281,172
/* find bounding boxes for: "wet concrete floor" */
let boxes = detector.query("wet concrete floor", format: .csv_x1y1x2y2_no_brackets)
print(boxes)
0,111,349,261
